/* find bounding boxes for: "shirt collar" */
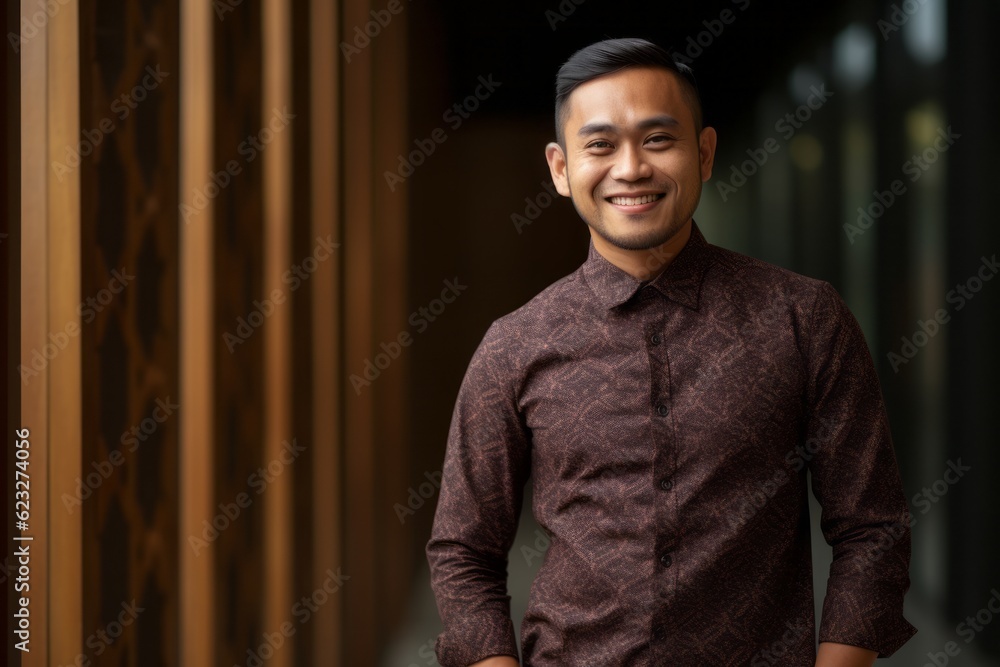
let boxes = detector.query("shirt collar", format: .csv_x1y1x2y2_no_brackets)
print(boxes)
581,219,714,311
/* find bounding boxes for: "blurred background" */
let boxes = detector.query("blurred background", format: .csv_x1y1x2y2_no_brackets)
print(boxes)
3,0,998,665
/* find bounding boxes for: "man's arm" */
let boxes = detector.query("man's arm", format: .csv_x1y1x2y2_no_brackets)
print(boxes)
426,322,531,667
802,281,917,658
816,641,877,667
470,657,520,667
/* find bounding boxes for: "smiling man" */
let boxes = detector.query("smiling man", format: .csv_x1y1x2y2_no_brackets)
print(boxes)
426,38,916,666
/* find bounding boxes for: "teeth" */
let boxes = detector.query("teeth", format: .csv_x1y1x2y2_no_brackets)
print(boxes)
610,194,660,206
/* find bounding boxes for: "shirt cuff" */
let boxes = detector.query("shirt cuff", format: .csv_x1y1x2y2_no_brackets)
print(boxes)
435,611,519,667
818,582,918,657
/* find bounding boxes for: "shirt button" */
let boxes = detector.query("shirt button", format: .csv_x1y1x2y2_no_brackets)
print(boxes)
660,478,673,491
660,553,672,568
656,403,669,417
650,333,662,345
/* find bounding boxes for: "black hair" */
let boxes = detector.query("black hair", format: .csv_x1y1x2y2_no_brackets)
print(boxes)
554,37,703,146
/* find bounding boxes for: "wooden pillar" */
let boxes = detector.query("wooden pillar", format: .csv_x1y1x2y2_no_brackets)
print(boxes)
19,1,82,665
179,0,215,663
262,0,294,665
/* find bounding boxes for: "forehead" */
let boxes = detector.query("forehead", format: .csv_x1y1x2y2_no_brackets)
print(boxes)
564,66,695,135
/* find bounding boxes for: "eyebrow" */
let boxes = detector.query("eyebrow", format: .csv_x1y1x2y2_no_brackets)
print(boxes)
577,114,681,137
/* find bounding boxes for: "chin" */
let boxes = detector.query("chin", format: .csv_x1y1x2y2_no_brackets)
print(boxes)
599,225,675,251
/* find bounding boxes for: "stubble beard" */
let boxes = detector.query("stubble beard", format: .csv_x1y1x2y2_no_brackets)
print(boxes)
568,178,702,251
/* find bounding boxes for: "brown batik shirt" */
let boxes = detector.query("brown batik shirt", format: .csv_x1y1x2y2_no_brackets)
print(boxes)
426,219,916,666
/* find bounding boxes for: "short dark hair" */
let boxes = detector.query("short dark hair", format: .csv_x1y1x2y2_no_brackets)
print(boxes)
554,37,703,146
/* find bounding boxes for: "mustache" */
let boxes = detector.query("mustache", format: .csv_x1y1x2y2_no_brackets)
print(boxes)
598,184,670,197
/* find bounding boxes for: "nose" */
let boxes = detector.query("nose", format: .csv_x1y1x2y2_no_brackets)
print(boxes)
609,143,652,181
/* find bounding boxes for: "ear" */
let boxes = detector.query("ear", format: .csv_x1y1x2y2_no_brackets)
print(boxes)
697,126,718,182
544,142,571,197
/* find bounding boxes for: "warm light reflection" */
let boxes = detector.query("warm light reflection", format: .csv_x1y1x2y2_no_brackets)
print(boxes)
790,134,823,171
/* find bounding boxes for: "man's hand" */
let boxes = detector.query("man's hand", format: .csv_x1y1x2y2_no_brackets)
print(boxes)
815,641,877,666
469,656,519,667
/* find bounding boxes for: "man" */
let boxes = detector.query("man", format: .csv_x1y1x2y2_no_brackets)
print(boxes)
426,38,916,666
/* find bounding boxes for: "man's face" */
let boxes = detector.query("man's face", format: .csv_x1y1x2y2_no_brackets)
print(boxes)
545,67,717,252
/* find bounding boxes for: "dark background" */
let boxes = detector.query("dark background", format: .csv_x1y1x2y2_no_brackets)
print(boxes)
400,0,999,665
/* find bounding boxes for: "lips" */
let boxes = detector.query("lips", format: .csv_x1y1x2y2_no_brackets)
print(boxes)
606,193,666,206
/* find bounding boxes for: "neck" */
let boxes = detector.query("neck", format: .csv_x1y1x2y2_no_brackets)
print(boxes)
591,220,692,281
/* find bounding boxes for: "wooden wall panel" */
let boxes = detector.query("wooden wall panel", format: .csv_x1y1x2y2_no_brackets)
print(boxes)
290,0,316,663
308,0,342,663
212,3,266,665
15,0,414,663
342,0,411,662
79,1,180,664
372,5,411,638
342,0,378,660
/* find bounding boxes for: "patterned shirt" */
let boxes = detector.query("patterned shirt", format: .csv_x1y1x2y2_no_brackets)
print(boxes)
426,220,916,666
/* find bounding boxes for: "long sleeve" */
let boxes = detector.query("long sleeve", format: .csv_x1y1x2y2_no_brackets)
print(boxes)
803,281,917,656
426,321,532,667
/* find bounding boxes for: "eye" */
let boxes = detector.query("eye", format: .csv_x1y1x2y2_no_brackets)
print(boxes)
586,140,614,151
646,134,676,147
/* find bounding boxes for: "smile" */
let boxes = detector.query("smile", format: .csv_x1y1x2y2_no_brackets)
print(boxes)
606,193,665,206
